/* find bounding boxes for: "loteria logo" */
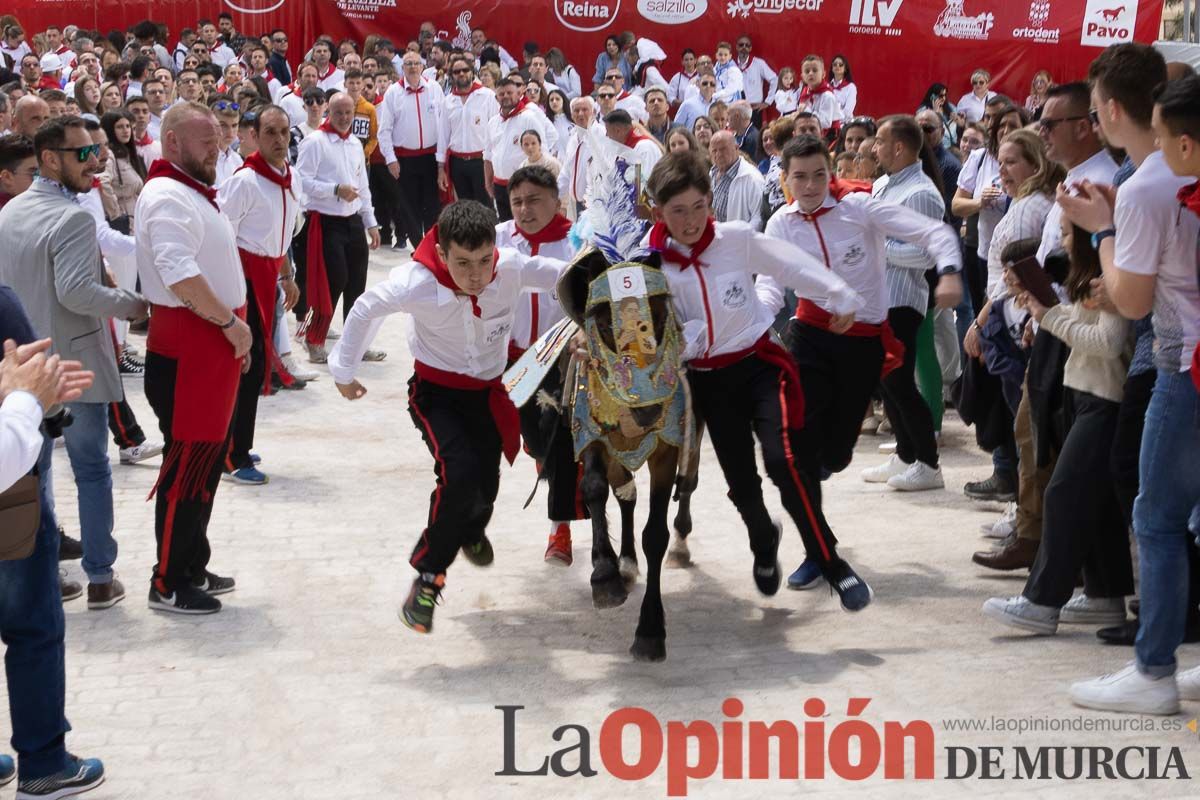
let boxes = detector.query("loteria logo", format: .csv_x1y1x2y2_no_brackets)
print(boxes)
555,0,621,32
933,0,994,40
1080,0,1136,46
726,0,822,19
640,0,708,24
1012,0,1060,43
848,0,904,35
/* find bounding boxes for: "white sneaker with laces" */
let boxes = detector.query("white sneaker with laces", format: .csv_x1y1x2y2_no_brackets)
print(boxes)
861,453,909,483
1176,664,1200,701
1069,663,1179,715
1060,594,1127,626
887,461,944,492
119,441,164,465
281,355,319,382
981,501,1018,537
982,594,1059,634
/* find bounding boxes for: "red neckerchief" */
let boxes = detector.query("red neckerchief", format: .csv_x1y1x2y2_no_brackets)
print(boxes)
1178,181,1200,219
237,151,292,189
799,81,833,103
216,82,228,94
500,96,530,121
55,45,71,57
515,214,572,254
830,77,850,90
624,127,652,148
316,62,335,80
617,89,631,101
453,81,483,98
649,218,716,270
146,159,218,211
736,55,753,70
91,177,101,190
318,120,350,140
412,226,498,318
405,79,426,94
373,93,384,105
134,131,153,147
830,176,872,200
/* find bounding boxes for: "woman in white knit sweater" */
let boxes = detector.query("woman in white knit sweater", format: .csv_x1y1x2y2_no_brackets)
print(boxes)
982,219,1135,635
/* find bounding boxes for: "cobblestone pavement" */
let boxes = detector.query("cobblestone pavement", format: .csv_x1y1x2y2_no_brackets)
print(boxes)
12,248,1199,799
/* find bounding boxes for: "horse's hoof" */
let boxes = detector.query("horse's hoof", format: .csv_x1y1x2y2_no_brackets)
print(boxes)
592,577,629,609
630,635,666,662
666,534,691,568
618,556,640,583
591,556,620,584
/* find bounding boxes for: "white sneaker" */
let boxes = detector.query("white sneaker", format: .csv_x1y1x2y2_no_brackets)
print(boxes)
1069,663,1180,715
281,355,319,382
119,441,164,465
1177,664,1200,701
861,453,909,483
982,595,1059,635
1060,594,1127,626
980,501,1017,538
878,439,897,454
887,461,945,492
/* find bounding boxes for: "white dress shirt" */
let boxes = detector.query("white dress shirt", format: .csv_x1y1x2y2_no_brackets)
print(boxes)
0,391,43,494
558,126,596,206
377,77,445,162
615,90,648,123
955,90,996,124
315,63,345,92
831,80,858,120
495,221,578,349
278,86,307,127
803,91,842,133
713,62,744,102
437,84,498,163
215,146,243,190
210,43,236,68
77,187,136,258
1036,148,1120,264
218,163,304,258
327,248,564,384
735,56,778,106
668,70,697,105
486,104,558,183
295,129,377,228
644,221,861,360
134,168,246,309
764,193,961,325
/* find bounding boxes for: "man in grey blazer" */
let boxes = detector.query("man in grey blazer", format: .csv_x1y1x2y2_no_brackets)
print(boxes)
0,115,149,611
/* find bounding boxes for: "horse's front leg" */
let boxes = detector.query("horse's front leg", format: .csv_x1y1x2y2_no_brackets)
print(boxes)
583,447,626,609
609,462,639,583
631,446,679,662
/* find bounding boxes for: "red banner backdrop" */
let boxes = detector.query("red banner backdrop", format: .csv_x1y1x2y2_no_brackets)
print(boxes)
8,0,1163,115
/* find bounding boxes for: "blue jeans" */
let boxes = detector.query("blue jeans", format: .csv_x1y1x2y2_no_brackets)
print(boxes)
60,402,116,583
1133,369,1200,677
0,437,71,780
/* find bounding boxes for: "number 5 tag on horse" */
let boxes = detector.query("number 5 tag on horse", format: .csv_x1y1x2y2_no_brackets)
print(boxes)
608,266,648,300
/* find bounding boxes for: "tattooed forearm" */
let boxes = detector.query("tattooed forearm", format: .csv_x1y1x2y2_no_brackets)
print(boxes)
181,297,229,325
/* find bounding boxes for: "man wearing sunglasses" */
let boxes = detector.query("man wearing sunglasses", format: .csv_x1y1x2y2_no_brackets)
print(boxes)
673,66,718,132
269,29,291,86
438,56,498,205
278,62,321,127
0,116,150,614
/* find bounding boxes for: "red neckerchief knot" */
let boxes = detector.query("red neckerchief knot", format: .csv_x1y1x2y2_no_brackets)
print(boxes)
648,218,716,270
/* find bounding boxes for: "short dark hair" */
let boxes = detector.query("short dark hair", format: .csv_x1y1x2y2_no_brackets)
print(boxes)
130,55,152,80
218,12,233,22
1044,81,1090,114
1155,73,1200,141
681,48,695,58
1000,237,1041,267
0,133,35,174
780,134,831,171
437,200,498,251
40,89,67,104
1088,43,1167,127
508,164,558,195
644,87,668,104
124,94,148,107
301,86,326,104
247,103,289,133
879,114,923,154
647,151,711,205
33,115,87,165
344,68,365,81
603,109,633,127
519,128,542,144
132,20,157,41
984,93,1012,109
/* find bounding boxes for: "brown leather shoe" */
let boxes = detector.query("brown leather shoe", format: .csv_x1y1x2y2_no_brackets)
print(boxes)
87,578,126,610
972,534,1039,570
60,575,82,602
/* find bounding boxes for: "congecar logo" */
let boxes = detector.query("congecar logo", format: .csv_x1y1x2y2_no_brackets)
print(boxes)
555,0,621,31
640,0,707,24
1080,0,1136,46
726,0,822,19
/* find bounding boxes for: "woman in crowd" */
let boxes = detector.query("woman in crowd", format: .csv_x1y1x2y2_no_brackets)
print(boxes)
917,83,960,149
74,75,100,115
479,62,501,90
525,79,547,112
518,129,560,177
956,67,995,123
982,218,1134,635
772,67,800,117
1024,70,1054,119
829,54,857,120
666,126,700,155
545,89,572,161
692,115,715,150
98,80,123,113
835,116,875,156
546,48,581,99
100,109,147,220
593,35,625,87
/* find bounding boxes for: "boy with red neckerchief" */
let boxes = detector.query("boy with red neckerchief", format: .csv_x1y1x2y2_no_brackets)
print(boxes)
329,200,566,634
642,151,875,609
797,55,841,140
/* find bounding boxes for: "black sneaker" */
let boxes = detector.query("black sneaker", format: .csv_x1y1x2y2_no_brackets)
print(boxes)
15,753,104,799
828,561,873,612
752,522,782,596
963,472,1017,502
58,529,83,561
461,534,494,567
147,584,222,615
118,351,145,376
191,571,236,595
400,572,445,633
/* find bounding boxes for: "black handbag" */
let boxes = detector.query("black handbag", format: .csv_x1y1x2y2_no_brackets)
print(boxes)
107,215,132,236
0,474,40,560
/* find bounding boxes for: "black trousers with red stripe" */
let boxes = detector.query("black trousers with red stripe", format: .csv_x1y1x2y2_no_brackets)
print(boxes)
689,353,842,573
108,395,145,449
226,278,268,471
395,153,440,251
144,352,227,593
407,374,502,575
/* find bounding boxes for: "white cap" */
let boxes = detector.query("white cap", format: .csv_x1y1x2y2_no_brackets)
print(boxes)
39,52,63,72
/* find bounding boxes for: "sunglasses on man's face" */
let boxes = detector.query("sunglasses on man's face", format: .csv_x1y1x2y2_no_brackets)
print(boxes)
972,79,987,86
598,92,615,99
700,81,715,87
51,144,102,163
304,97,324,106
452,67,472,74
273,37,287,43
920,124,938,134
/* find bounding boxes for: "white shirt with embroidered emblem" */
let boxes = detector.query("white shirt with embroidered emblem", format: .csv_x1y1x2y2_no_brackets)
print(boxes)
642,220,863,361
437,84,498,164
134,168,246,309
735,56,778,106
377,77,445,163
327,248,566,384
764,194,961,325
294,128,378,228
495,221,578,349
485,104,558,183
218,163,304,259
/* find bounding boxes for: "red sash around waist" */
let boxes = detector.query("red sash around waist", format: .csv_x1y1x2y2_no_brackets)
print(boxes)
795,299,905,378
690,332,805,429
238,248,291,394
395,146,436,158
413,360,521,465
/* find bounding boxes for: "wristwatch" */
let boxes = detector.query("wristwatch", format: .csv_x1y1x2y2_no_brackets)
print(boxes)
1091,228,1116,249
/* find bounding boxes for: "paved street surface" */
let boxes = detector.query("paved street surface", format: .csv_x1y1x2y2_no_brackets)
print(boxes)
14,247,1199,799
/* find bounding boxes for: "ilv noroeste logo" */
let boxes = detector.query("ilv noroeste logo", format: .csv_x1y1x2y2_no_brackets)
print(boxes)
494,698,1193,795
